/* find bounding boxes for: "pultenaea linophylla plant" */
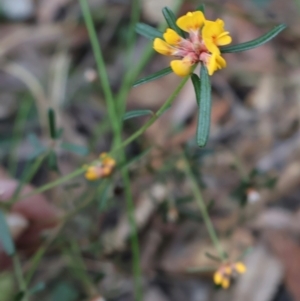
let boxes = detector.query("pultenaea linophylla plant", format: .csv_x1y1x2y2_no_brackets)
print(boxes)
133,4,285,288
0,1,286,299
135,5,286,147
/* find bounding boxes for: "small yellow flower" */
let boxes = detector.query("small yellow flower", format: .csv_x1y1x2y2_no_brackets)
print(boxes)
176,11,205,32
85,153,116,181
202,19,232,54
213,261,246,289
153,11,231,76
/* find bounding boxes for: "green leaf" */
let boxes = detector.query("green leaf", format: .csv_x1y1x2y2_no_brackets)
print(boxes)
205,252,222,262
13,292,25,301
60,143,89,156
27,133,47,159
196,65,211,147
51,282,78,301
48,108,57,139
133,67,173,87
135,23,163,40
162,7,185,37
98,180,111,211
29,282,45,295
220,24,286,53
191,74,200,105
123,110,153,121
0,209,15,256
196,4,205,13
47,151,59,172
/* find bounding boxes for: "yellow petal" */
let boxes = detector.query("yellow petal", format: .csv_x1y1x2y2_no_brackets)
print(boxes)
102,166,112,177
213,271,223,285
235,262,247,274
216,34,232,46
221,278,230,289
153,38,174,56
99,152,108,159
216,54,226,69
170,59,193,77
202,19,231,51
176,11,205,32
202,20,222,38
206,53,226,75
85,167,98,181
164,28,182,45
224,266,232,276
206,53,217,76
215,18,225,28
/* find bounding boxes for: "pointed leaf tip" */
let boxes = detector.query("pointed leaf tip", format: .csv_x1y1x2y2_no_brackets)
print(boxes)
133,67,173,87
220,24,286,53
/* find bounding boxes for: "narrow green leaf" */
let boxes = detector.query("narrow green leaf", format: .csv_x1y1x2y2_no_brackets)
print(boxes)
27,133,47,159
191,74,201,105
133,67,172,87
0,209,15,256
220,24,286,53
98,180,111,211
205,252,222,262
47,151,59,172
135,23,163,40
48,108,57,139
162,7,185,37
13,292,25,301
196,4,205,13
29,282,45,295
60,143,89,156
196,65,211,147
123,110,153,121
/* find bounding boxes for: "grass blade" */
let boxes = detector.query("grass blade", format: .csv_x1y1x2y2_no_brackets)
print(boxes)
60,143,89,156
221,24,286,53
135,23,163,40
162,7,185,36
196,65,211,147
133,67,173,87
0,209,15,256
48,108,57,139
123,110,153,121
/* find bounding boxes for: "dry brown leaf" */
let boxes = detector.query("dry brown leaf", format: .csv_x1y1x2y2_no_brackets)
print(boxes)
267,230,300,300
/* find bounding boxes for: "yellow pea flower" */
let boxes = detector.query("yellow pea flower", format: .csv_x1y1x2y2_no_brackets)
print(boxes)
213,261,246,289
85,153,116,181
202,19,232,54
152,11,232,77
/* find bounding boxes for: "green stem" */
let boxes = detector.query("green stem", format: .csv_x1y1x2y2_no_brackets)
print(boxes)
79,0,120,146
12,254,29,301
25,186,101,285
116,0,183,118
114,73,191,152
15,73,191,203
17,166,86,202
79,1,143,299
182,152,226,260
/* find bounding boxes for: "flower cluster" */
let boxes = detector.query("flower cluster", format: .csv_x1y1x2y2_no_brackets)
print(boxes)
85,153,116,181
213,261,246,289
153,11,232,76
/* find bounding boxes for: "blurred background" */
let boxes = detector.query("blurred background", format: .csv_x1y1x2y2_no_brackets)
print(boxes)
0,0,299,300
